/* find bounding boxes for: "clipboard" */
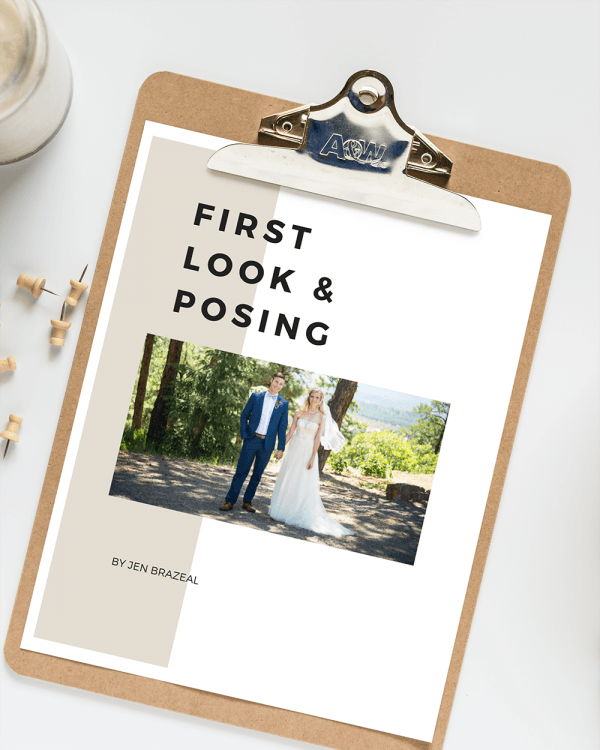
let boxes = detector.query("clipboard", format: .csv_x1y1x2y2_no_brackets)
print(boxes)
4,71,570,750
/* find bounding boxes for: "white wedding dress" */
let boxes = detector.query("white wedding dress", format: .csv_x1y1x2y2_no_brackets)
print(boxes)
269,418,354,537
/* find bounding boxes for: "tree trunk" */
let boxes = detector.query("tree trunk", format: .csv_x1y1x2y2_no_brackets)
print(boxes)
318,379,357,473
434,420,446,455
132,334,155,430
146,339,183,449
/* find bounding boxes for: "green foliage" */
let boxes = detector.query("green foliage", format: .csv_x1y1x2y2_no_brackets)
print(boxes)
120,427,147,453
159,349,256,462
122,344,310,463
328,450,349,474
402,401,450,453
121,341,443,478
358,452,390,478
409,442,440,473
328,430,438,477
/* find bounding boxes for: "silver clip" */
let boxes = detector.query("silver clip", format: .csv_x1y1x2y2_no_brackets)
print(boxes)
208,71,480,231
258,105,452,178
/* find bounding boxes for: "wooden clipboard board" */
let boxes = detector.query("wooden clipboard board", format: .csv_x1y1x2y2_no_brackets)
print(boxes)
4,72,571,750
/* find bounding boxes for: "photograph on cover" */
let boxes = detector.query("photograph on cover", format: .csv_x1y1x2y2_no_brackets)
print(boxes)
109,334,449,565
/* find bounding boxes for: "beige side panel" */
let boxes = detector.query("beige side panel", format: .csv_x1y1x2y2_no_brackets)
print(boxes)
33,136,280,665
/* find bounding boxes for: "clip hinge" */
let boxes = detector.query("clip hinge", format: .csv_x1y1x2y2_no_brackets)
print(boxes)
258,105,310,148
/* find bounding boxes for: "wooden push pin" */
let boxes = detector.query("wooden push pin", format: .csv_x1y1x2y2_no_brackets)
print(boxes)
1,414,23,458
0,356,17,373
65,264,89,307
50,302,71,346
17,272,58,298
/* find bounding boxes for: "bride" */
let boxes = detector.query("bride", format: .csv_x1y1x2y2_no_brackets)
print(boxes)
269,388,354,537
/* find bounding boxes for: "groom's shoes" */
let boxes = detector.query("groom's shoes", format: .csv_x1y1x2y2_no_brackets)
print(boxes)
242,501,256,513
219,501,234,511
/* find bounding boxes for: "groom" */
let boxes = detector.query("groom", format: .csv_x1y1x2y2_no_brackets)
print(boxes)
219,372,289,513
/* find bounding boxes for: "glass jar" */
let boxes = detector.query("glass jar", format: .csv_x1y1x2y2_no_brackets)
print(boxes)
0,0,72,164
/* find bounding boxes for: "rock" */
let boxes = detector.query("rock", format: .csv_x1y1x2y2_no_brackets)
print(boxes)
385,483,430,505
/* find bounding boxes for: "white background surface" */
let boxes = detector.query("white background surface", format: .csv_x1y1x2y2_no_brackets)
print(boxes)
0,1,598,749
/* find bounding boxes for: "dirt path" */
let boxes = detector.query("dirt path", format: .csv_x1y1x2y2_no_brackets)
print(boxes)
110,452,429,565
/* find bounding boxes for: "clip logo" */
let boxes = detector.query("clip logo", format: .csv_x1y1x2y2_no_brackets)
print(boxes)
319,133,387,167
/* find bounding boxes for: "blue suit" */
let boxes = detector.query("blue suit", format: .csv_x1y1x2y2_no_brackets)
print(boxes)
225,391,289,505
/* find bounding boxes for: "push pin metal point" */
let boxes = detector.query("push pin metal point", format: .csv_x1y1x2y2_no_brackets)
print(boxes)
0,356,17,373
1,414,23,458
50,303,71,346
65,264,89,307
17,272,58,298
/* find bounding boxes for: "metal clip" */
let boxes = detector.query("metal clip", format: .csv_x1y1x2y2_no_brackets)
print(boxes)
208,71,480,231
258,105,452,178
